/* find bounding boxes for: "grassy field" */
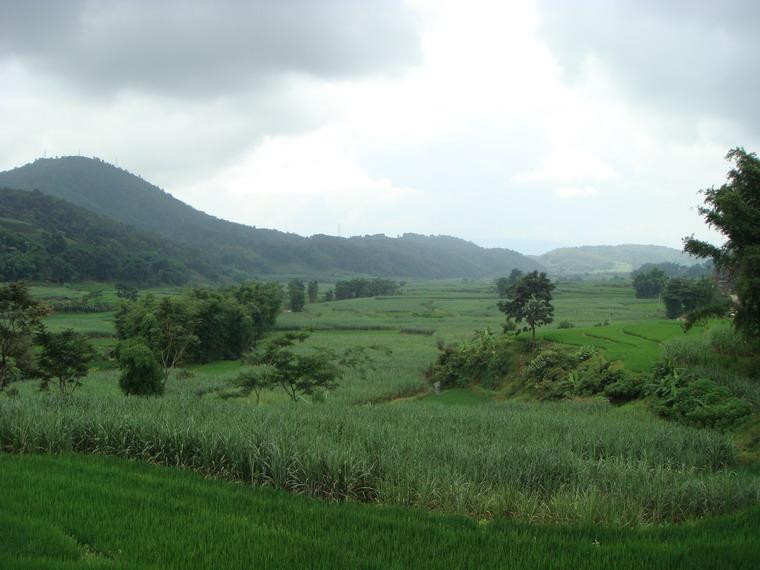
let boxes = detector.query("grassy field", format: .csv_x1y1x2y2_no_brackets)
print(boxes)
2,453,759,570
2,391,756,526
4,278,758,567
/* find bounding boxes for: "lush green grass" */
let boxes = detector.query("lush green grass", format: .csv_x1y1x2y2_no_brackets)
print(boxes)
3,392,756,526
2,453,759,569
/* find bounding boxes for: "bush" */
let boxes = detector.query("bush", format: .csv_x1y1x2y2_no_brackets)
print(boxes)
654,378,751,430
604,372,646,404
117,340,164,396
557,320,575,329
661,337,710,368
425,329,513,389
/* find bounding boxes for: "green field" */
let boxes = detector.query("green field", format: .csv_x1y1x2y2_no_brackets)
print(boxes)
4,278,759,567
2,453,759,570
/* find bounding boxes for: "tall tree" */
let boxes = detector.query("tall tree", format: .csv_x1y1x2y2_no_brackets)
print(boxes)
684,148,760,339
0,282,50,390
632,268,668,298
307,280,319,303
36,329,95,398
288,279,306,312
498,271,555,350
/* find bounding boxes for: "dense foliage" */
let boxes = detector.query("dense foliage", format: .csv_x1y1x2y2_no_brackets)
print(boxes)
426,329,513,389
662,277,726,319
632,268,668,298
0,282,49,389
633,261,713,279
334,277,400,300
685,148,760,340
0,188,218,284
0,157,543,278
498,271,556,347
36,329,96,398
117,339,165,396
115,282,282,364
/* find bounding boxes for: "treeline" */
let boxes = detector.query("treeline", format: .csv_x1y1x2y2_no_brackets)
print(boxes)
0,188,220,284
632,266,727,319
334,278,400,300
115,282,283,364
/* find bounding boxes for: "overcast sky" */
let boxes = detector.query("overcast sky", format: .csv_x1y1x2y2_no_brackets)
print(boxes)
1,0,757,254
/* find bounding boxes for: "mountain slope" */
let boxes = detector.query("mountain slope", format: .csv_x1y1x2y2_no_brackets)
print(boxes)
0,157,542,278
0,188,220,284
534,244,700,274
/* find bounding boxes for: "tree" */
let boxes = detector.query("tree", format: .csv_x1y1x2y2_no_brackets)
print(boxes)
324,289,335,302
0,282,50,390
36,329,95,398
632,268,668,298
233,367,277,404
662,277,726,319
498,271,555,350
684,148,760,339
117,339,164,396
149,297,198,382
307,280,319,303
288,279,306,312
245,331,382,402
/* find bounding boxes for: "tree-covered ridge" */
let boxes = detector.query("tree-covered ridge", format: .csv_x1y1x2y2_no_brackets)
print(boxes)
0,157,543,278
0,187,220,284
534,244,701,274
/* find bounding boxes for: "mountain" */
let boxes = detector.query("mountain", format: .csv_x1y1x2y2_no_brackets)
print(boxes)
0,188,220,284
533,244,700,274
0,157,542,279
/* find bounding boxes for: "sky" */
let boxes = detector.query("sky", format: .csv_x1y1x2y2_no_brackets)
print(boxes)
1,0,758,254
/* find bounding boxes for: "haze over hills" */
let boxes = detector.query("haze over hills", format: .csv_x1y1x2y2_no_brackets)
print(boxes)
0,157,543,279
533,244,701,275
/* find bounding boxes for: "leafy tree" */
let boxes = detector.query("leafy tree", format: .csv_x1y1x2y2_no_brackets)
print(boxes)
288,279,306,312
233,367,277,404
36,329,95,398
498,271,556,350
0,282,50,390
684,148,760,340
632,268,668,298
324,289,335,302
307,280,319,303
495,277,510,297
150,298,198,381
117,339,164,396
662,277,725,319
244,332,382,402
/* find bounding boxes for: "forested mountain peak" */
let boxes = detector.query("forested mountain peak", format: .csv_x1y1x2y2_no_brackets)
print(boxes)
0,157,542,278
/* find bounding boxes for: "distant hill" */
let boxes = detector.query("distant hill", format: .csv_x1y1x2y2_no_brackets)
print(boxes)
0,157,542,279
0,188,220,284
533,244,700,274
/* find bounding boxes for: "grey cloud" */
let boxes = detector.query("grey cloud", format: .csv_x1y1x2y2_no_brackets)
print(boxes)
538,0,760,136
0,0,421,97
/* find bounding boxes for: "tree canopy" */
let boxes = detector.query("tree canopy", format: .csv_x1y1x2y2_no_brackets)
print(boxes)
684,148,760,339
498,271,555,349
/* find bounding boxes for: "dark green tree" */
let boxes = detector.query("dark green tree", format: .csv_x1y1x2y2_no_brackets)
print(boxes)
288,279,306,312
498,271,556,350
0,282,50,390
684,148,760,338
245,332,382,402
36,329,95,398
307,280,319,303
632,268,668,298
324,289,335,302
115,282,139,301
117,339,164,396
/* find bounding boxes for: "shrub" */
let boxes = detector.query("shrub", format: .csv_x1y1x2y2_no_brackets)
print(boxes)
661,337,710,368
654,378,751,430
425,329,513,389
604,372,646,404
557,320,575,329
117,340,164,396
